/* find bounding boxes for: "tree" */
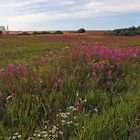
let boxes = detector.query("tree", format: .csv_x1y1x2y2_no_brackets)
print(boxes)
0,26,6,36
136,26,140,35
0,26,6,31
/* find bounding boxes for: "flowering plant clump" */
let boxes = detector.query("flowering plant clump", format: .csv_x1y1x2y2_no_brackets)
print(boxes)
67,44,140,59
6,63,27,79
95,45,140,59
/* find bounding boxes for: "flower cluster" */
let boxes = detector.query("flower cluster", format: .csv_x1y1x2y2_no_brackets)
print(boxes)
67,44,140,59
6,63,27,79
95,45,140,59
8,132,21,140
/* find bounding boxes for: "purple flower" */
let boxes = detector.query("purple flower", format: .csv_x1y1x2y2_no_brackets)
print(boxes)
74,98,81,111
0,69,4,78
16,64,27,75
54,79,62,89
7,64,15,79
108,69,112,79
6,63,27,79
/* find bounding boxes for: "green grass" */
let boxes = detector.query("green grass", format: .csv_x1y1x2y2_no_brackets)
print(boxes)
0,35,140,139
0,36,75,67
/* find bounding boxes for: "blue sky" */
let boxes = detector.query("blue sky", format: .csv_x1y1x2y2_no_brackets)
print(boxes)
0,0,140,30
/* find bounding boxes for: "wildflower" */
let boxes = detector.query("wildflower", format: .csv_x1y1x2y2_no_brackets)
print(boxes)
67,121,73,125
76,92,79,97
7,63,15,79
54,79,62,89
74,123,79,126
93,108,99,113
74,98,82,111
16,63,27,75
108,69,112,79
37,134,41,137
59,112,68,118
59,131,63,135
0,69,4,78
67,106,76,111
83,98,87,103
18,135,21,138
6,95,12,101
42,134,48,137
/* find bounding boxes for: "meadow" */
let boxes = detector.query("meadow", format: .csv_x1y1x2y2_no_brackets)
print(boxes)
0,34,140,140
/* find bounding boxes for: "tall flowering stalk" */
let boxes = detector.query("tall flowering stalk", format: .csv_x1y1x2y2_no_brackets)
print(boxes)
7,64,15,79
6,63,27,79
16,64,27,76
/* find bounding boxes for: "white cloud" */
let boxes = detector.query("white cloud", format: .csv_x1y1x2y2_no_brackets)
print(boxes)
0,0,140,30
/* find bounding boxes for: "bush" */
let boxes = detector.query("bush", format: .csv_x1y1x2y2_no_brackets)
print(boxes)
111,26,140,36
19,32,30,36
40,31,51,34
75,28,86,33
53,30,63,34
32,31,38,35
32,31,63,35
32,31,51,35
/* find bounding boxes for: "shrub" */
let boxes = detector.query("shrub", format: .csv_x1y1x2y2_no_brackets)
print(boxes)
32,31,38,35
40,31,51,34
32,31,63,35
19,32,30,36
75,28,86,33
111,26,140,36
53,31,63,34
32,31,51,35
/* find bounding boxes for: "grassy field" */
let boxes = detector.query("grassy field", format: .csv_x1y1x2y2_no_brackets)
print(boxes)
0,34,140,139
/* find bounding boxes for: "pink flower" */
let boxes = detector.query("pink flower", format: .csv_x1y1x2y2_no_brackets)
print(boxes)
6,63,27,79
16,64,27,75
74,98,81,111
7,64,15,79
54,79,62,89
0,69,4,78
108,69,112,79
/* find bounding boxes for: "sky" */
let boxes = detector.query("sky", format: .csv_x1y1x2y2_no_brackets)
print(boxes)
0,0,140,31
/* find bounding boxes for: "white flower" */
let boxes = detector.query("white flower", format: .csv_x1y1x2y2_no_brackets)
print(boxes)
93,108,98,113
61,120,66,123
41,131,47,134
75,123,79,126
14,133,18,135
37,134,41,137
76,92,79,97
18,135,21,138
59,131,63,135
67,121,73,125
12,136,16,139
6,95,12,101
59,113,68,118
42,134,48,137
67,106,76,111
33,133,37,137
